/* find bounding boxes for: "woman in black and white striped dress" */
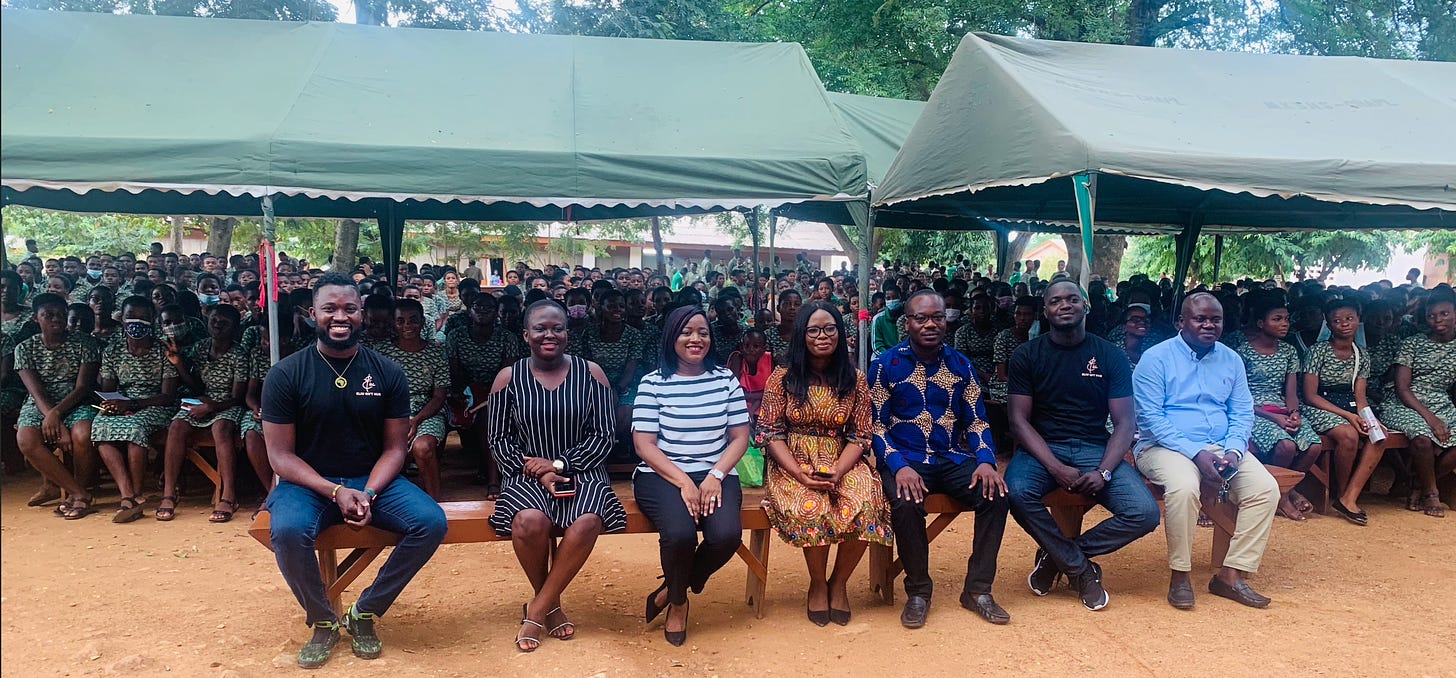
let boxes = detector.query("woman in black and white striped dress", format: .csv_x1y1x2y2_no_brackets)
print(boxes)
487,300,626,653
633,305,751,647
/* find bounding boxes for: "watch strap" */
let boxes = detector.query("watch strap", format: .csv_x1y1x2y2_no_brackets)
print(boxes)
708,468,725,480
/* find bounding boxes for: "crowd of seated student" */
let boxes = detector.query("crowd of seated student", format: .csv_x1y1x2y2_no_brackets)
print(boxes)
4,244,1454,535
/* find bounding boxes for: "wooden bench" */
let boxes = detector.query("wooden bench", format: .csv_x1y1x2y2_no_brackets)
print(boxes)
866,466,1305,605
149,428,235,506
248,481,775,618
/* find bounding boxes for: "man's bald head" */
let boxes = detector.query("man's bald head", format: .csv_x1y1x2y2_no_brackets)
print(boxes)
1179,292,1224,350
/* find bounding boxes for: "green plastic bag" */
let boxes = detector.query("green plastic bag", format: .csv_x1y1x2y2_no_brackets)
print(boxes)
736,444,765,488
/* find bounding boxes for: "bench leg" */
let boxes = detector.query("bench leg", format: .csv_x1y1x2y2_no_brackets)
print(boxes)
1048,505,1088,538
185,448,222,506
868,542,895,605
1201,499,1238,569
318,547,386,618
739,529,770,619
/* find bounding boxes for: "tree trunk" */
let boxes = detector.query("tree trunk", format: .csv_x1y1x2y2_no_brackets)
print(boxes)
650,216,665,273
1061,234,1085,282
332,219,360,272
1092,235,1129,282
1002,232,1031,276
169,216,186,253
825,222,860,270
206,217,238,259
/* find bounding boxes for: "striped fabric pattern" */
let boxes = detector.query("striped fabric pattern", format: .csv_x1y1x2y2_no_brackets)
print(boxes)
632,368,749,474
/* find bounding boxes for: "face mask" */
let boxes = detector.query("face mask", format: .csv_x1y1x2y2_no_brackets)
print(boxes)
87,269,103,280
161,323,188,339
945,309,963,322
124,319,154,339
567,305,589,320
198,293,221,306
886,300,903,312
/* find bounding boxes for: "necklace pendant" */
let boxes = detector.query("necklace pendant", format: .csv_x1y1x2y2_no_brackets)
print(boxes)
334,376,348,389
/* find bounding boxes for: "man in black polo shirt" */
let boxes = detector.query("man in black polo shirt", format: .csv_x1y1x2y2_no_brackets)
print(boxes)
263,273,447,668
1004,280,1159,611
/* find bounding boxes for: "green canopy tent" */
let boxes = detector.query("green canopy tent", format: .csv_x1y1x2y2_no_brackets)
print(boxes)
2,8,877,359
875,32,1456,288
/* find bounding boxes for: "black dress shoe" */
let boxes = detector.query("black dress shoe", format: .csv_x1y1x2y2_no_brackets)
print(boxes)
1167,580,1196,609
959,592,1010,625
900,595,930,629
663,601,689,646
644,580,668,624
1208,576,1271,609
829,608,851,626
1331,499,1369,526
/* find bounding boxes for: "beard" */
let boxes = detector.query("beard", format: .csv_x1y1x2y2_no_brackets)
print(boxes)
316,322,362,350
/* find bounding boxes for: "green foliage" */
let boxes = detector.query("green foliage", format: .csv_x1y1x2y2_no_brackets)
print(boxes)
5,0,338,21
1123,230,1412,284
1269,0,1456,60
877,229,994,269
2,206,170,258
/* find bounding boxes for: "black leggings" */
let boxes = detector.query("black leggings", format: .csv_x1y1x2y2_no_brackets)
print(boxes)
633,470,743,605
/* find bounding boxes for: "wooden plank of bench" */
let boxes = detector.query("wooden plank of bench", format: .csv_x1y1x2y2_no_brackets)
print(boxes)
867,494,965,605
249,487,776,618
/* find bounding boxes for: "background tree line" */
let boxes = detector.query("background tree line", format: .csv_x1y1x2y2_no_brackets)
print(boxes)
4,0,1450,281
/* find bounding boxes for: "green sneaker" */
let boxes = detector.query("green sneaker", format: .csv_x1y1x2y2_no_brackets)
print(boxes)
342,604,383,659
297,621,340,669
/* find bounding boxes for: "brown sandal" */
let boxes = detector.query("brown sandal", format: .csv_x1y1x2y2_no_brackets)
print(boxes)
209,498,238,523
62,496,97,520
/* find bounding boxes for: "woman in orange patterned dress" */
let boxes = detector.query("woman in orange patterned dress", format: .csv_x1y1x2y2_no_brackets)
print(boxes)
759,301,893,627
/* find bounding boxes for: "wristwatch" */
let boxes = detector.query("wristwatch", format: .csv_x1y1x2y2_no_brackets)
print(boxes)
552,459,567,474
1096,468,1112,482
708,468,726,481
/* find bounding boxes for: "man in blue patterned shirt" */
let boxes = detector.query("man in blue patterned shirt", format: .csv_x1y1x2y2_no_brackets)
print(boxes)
870,290,1011,629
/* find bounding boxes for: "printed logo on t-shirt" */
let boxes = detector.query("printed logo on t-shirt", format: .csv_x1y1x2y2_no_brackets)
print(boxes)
1082,357,1103,379
355,373,383,397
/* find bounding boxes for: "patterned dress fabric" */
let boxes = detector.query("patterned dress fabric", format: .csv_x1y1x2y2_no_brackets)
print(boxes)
757,368,892,548
1,316,35,414
1376,334,1456,444
764,324,792,367
1235,341,1320,457
92,340,177,445
486,356,626,536
173,338,248,427
376,341,452,443
239,341,271,436
1299,341,1370,434
1365,333,1403,405
710,322,745,368
13,332,101,428
987,329,1026,405
952,323,998,381
583,323,643,405
446,325,525,391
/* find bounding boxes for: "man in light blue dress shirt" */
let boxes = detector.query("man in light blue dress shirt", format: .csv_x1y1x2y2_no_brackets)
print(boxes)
1133,293,1280,610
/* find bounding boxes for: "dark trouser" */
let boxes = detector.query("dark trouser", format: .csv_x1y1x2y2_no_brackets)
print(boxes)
268,476,447,626
881,459,1008,600
1005,441,1160,578
633,470,743,606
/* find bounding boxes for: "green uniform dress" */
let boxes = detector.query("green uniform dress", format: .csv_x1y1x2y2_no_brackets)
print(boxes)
377,342,451,444
173,338,248,427
988,328,1025,405
1,316,34,416
764,324,792,367
1365,333,1403,406
13,332,101,428
445,325,524,394
1299,341,1369,434
1235,341,1320,460
1375,334,1456,445
239,340,271,437
584,323,644,406
953,323,998,380
91,340,177,445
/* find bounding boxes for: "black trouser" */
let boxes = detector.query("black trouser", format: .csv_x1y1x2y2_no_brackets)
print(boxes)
633,470,743,606
881,458,1008,600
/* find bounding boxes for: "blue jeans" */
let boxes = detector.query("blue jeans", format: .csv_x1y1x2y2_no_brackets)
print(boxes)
267,476,447,626
1005,441,1159,579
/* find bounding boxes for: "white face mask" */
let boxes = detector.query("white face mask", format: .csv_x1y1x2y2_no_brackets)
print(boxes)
945,309,963,323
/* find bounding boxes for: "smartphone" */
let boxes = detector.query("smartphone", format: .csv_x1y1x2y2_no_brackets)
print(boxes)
1217,461,1240,483
550,477,577,499
811,471,834,480
180,398,203,407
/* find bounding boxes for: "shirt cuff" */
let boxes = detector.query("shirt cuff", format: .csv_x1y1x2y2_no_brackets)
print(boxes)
975,447,997,467
881,449,907,474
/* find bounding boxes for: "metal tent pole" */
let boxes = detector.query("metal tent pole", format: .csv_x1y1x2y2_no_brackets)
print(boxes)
263,196,281,366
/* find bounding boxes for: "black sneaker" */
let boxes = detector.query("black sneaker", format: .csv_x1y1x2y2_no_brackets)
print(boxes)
1027,548,1061,596
297,621,340,669
341,604,383,659
1076,561,1110,611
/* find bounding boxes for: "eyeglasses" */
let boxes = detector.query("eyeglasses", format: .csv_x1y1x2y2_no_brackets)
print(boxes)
805,325,839,338
905,313,947,324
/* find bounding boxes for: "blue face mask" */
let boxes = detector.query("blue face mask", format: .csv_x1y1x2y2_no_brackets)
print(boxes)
886,299,904,312
198,293,221,306
87,269,103,280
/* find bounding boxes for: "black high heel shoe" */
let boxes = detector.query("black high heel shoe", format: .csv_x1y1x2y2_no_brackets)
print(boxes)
644,577,669,624
664,600,689,647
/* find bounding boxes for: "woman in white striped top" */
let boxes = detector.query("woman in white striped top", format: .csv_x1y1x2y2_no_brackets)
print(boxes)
632,305,750,647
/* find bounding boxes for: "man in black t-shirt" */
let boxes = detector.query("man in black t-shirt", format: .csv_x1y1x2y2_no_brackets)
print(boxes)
1004,280,1159,612
263,273,447,669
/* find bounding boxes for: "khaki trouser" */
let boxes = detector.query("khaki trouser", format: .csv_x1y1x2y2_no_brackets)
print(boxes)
1135,445,1279,573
